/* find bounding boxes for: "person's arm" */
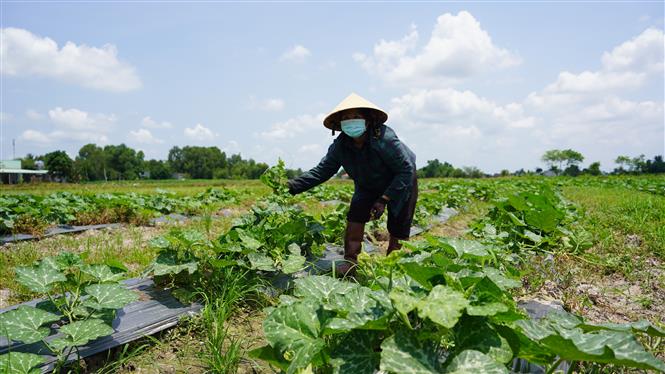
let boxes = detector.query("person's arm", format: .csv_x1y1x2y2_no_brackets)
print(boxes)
288,142,341,195
381,135,415,202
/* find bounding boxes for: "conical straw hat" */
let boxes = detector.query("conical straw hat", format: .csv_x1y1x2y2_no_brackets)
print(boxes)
323,93,388,130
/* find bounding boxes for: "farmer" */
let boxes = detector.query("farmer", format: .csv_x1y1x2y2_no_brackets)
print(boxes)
287,93,417,275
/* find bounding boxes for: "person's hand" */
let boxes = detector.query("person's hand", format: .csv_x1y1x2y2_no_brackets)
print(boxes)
370,199,386,220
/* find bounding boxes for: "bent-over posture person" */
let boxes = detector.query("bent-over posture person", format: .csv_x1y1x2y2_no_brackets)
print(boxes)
287,93,417,275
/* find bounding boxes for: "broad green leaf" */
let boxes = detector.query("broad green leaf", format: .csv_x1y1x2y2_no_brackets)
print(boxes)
444,350,508,373
0,352,44,374
237,228,262,250
325,288,392,333
580,320,665,337
150,251,198,276
417,285,469,328
282,254,306,274
330,330,380,374
248,252,276,272
0,306,59,344
482,267,521,290
380,329,440,374
15,262,66,293
466,277,510,317
80,264,124,283
293,275,358,303
400,263,446,290
389,289,420,317
83,283,138,310
442,238,490,259
49,319,114,351
263,301,325,374
455,316,513,364
517,311,665,371
248,345,289,372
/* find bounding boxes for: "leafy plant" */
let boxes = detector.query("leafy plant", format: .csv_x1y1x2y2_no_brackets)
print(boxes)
0,252,137,371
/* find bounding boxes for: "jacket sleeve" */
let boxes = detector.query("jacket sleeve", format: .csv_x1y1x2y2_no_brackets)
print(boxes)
381,135,415,202
288,142,341,194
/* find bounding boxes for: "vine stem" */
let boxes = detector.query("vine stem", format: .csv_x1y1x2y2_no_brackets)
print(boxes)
546,358,565,374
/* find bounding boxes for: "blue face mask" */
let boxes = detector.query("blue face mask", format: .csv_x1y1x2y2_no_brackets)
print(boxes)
340,119,366,138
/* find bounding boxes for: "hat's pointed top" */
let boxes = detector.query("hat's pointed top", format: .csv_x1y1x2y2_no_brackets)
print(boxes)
323,93,387,130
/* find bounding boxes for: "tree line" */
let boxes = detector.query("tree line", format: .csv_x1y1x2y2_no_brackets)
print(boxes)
18,144,664,182
20,144,303,182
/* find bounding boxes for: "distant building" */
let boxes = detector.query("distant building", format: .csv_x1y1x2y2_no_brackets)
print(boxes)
0,160,49,184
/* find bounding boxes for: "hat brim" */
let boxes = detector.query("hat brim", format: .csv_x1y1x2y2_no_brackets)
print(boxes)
323,107,388,131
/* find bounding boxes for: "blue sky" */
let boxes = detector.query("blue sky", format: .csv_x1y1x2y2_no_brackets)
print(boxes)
1,2,663,173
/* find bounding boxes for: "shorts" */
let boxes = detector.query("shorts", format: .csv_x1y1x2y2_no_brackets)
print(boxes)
346,176,418,239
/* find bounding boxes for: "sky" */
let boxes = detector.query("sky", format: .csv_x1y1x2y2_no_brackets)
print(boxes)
1,1,663,173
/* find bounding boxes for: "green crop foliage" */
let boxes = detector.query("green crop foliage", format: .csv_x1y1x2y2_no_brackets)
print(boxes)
0,252,137,372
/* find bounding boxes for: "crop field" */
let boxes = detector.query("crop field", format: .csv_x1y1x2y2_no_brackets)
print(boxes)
1,170,664,373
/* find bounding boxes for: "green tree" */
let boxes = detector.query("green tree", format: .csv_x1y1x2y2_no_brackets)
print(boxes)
21,154,37,170
585,162,602,176
103,144,145,180
75,144,108,181
542,149,584,175
145,160,172,179
42,150,74,181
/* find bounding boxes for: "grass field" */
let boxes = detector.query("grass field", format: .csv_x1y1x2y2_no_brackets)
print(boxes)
1,175,664,373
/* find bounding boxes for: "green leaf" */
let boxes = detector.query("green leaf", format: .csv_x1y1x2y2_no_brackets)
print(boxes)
482,267,521,290
49,319,114,351
444,350,508,373
263,301,325,374
237,228,262,250
441,238,490,259
330,330,380,374
380,329,440,374
389,289,421,317
15,262,66,293
248,345,289,372
0,306,59,344
417,285,469,328
455,316,513,364
516,311,665,371
80,264,124,283
293,275,358,303
579,320,665,337
325,288,393,333
248,252,276,272
0,352,44,374
282,254,306,274
466,277,510,317
149,251,198,276
83,283,138,310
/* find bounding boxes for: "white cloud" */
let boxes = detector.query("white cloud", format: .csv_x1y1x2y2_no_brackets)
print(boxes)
141,116,173,129
25,109,44,120
129,128,163,144
247,96,285,111
280,45,311,63
259,113,325,140
0,27,141,92
601,28,664,74
184,123,216,141
20,107,115,146
298,143,323,153
354,11,521,86
20,129,51,144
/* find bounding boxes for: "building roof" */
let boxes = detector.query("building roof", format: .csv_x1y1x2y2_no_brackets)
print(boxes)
0,169,49,174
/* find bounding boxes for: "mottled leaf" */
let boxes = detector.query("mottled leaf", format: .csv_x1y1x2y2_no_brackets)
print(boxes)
325,288,392,332
380,329,440,374
455,316,513,364
0,306,59,344
330,330,380,374
49,319,114,351
282,254,306,274
263,301,325,374
83,283,138,310
80,264,124,283
150,251,198,276
444,350,508,373
248,252,276,272
293,275,358,303
417,285,469,328
15,262,66,293
466,277,510,317
0,352,44,374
